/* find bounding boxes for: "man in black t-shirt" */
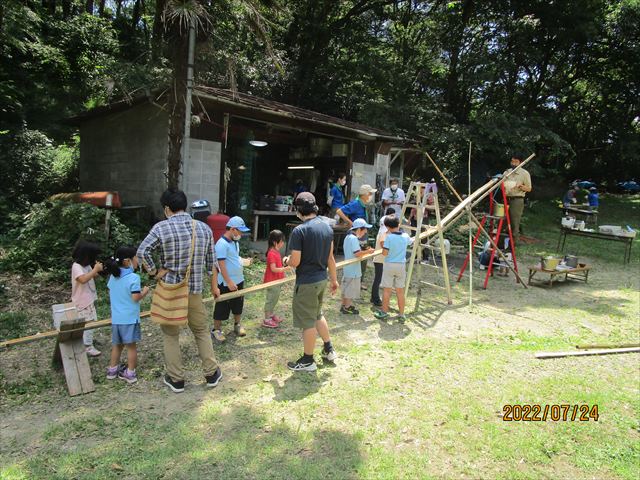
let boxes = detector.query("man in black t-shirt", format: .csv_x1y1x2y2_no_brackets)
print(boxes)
286,192,339,371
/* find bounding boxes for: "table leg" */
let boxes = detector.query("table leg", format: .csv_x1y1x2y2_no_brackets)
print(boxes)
253,215,259,242
528,270,535,285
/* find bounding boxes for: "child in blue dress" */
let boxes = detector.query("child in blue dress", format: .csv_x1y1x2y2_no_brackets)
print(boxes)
104,246,149,384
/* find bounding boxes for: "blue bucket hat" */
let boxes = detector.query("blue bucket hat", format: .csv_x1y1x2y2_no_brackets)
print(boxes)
226,216,251,233
350,218,372,230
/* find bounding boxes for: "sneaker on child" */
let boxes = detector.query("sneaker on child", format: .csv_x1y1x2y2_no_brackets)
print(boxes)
262,317,279,329
321,347,337,362
106,365,121,380
118,368,138,384
85,345,101,357
287,356,317,372
271,314,284,324
340,305,359,315
211,329,226,343
234,323,247,337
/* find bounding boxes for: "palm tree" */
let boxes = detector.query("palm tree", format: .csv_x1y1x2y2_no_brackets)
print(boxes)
159,0,279,189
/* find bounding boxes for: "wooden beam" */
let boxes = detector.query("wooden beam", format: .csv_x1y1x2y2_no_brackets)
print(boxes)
576,343,640,350
536,347,640,359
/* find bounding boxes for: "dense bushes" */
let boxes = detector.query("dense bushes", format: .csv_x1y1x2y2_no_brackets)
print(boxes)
2,201,134,279
0,129,79,232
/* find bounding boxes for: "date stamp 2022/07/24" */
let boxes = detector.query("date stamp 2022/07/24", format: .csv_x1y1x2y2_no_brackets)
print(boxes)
503,404,599,422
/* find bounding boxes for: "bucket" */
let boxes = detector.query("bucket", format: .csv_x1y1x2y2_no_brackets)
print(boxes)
541,256,560,270
564,255,579,268
494,203,505,217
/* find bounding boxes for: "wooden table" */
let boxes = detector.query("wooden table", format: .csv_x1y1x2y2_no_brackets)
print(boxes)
528,264,591,287
557,227,635,264
252,210,298,241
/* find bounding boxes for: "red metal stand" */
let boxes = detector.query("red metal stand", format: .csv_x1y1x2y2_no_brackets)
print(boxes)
456,183,519,289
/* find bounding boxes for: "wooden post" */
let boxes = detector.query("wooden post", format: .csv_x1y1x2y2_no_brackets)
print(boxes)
52,304,95,396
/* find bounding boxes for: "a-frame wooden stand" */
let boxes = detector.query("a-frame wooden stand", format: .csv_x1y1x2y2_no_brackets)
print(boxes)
52,303,95,396
401,181,452,306
456,183,519,289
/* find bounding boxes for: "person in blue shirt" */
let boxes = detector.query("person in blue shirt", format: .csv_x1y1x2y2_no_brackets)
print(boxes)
329,173,347,216
212,216,252,343
588,187,599,210
374,216,413,323
337,184,377,281
340,218,374,315
105,246,150,384
336,184,377,226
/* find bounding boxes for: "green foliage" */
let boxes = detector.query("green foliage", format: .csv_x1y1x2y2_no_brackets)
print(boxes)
0,129,79,231
2,201,133,279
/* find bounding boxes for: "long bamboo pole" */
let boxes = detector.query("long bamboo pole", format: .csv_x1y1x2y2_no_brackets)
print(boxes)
0,161,536,349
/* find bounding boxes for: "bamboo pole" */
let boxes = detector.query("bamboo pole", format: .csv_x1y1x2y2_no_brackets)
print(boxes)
0,163,536,350
536,347,640,359
468,142,473,306
576,343,640,350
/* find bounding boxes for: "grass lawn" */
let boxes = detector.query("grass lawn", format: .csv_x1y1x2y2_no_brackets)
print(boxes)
1,194,639,479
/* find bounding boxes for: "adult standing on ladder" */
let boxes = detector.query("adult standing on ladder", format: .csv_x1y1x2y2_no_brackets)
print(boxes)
503,154,532,244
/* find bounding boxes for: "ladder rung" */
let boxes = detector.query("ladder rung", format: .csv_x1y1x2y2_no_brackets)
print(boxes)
419,281,446,290
404,204,419,209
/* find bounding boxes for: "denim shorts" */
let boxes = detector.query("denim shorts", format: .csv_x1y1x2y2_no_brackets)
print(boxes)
112,323,141,345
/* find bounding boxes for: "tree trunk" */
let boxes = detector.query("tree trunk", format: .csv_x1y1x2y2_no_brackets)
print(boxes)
98,0,106,17
62,0,71,17
85,0,93,14
132,0,141,29
166,33,190,189
151,0,167,60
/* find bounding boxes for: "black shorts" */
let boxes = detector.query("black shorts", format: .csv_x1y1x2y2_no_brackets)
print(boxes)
213,282,244,320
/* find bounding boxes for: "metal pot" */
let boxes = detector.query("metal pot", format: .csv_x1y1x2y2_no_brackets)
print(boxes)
541,256,560,270
564,255,579,268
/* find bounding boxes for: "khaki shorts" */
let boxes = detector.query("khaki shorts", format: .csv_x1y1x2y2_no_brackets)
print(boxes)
341,276,361,300
381,262,406,289
292,280,327,329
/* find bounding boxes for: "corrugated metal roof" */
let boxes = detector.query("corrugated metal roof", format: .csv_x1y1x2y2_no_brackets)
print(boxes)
68,86,416,142
194,86,405,141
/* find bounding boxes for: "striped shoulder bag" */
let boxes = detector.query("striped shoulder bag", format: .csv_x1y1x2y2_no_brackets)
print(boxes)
150,220,196,327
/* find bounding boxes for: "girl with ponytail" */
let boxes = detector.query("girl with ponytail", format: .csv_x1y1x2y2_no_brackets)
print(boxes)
105,246,149,384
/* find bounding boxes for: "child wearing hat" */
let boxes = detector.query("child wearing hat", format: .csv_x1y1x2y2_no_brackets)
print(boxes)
340,218,374,314
212,216,252,343
374,215,413,323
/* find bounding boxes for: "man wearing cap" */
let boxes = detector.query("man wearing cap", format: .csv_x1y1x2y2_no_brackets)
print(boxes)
503,154,532,244
340,218,374,315
138,188,222,393
336,184,377,280
211,216,252,343
286,192,339,371
381,178,405,218
336,184,377,226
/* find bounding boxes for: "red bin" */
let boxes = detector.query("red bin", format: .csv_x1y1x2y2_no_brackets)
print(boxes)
206,212,230,242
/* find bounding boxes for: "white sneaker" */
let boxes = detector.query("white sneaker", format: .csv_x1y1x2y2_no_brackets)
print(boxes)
85,345,101,357
321,348,337,362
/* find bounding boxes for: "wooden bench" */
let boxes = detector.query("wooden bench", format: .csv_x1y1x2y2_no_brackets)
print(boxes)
527,264,591,287
52,303,95,396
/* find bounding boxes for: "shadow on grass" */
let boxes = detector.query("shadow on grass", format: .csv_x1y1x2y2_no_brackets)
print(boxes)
5,404,363,480
270,368,332,402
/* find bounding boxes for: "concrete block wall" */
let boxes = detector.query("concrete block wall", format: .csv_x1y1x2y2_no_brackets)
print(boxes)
182,139,222,213
79,103,169,216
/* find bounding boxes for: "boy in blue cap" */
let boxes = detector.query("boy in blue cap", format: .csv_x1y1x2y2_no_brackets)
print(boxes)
212,216,252,343
341,218,374,314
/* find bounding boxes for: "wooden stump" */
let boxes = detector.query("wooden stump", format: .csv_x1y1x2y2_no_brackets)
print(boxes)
52,304,95,396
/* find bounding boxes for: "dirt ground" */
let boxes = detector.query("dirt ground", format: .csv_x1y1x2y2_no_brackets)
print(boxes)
1,243,639,478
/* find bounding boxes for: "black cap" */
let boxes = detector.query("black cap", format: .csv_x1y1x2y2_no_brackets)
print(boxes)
294,192,316,207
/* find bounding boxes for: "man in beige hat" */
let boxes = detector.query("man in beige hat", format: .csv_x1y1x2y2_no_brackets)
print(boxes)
337,184,377,282
503,153,532,244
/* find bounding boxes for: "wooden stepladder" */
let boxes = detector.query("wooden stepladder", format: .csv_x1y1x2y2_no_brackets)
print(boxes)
52,303,95,396
401,181,452,307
